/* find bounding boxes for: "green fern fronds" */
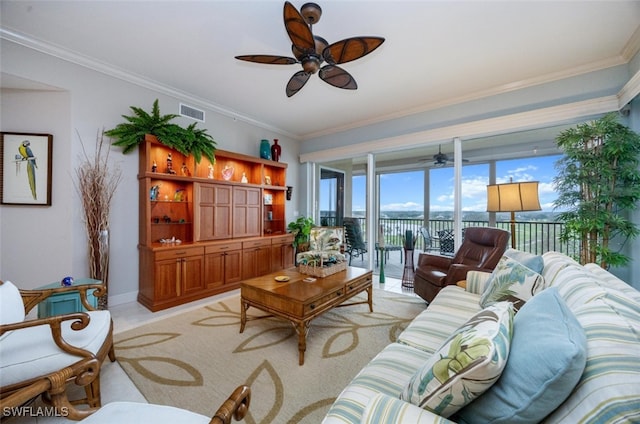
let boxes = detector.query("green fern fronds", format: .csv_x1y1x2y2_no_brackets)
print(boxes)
105,99,216,163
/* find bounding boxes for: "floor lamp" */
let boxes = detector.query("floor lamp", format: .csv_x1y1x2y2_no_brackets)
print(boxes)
486,180,541,249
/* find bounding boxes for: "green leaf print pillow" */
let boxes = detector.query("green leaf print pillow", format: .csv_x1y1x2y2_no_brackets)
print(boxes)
480,256,546,311
400,301,514,417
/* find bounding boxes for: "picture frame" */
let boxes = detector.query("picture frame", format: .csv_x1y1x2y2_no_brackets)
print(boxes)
263,193,273,205
1,132,53,206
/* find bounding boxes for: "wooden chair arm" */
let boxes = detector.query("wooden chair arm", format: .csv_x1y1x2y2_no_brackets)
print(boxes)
0,312,96,360
0,357,101,420
19,284,106,315
210,385,251,424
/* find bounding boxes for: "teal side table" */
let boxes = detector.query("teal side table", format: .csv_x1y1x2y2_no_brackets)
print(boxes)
37,278,101,318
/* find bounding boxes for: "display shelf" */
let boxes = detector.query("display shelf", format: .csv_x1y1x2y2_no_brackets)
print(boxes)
138,134,292,311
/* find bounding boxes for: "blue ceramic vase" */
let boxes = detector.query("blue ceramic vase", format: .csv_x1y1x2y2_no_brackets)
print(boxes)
260,139,272,160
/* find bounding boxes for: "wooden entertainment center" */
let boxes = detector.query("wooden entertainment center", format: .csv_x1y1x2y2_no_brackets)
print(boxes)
137,135,294,311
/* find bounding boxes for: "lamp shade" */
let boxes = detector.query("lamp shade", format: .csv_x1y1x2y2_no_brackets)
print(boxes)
487,181,541,212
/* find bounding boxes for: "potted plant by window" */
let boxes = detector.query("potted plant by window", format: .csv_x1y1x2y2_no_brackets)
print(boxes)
554,112,640,268
287,216,314,253
105,99,216,163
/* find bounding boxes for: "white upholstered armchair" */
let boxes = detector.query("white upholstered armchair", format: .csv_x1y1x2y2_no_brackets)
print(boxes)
0,280,115,420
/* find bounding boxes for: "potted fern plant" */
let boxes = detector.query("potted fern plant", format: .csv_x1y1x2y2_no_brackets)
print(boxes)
105,99,216,163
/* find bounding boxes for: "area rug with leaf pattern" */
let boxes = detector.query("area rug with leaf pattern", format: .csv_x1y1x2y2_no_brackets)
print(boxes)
114,289,425,424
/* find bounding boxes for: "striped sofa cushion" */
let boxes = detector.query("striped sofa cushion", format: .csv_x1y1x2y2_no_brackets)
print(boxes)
541,251,581,287
584,263,640,302
361,393,456,424
322,342,431,423
544,285,640,424
397,286,481,353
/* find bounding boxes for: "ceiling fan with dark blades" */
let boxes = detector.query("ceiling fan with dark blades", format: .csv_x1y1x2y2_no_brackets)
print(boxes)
235,2,385,97
419,145,469,167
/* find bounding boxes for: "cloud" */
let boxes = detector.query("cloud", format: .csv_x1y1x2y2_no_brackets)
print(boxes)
381,201,422,211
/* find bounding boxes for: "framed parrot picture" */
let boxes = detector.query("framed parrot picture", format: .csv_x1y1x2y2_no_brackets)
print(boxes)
1,132,53,206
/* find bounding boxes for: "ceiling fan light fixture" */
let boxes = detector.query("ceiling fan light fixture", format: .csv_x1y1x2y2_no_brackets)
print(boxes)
301,56,321,74
300,2,322,24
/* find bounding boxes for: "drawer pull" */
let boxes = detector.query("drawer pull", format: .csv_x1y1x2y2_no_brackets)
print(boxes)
310,304,315,310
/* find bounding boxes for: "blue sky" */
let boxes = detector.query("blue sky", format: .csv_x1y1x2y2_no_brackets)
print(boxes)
348,155,561,212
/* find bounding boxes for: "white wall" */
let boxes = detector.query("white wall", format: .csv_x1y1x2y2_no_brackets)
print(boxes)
0,41,300,305
0,89,73,284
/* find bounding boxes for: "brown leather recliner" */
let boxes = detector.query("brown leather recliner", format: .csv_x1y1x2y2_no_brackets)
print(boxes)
413,227,510,303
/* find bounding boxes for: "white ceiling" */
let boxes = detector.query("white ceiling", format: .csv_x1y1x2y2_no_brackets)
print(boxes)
1,0,639,151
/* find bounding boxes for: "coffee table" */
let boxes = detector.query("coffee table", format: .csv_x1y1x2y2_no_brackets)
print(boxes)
240,266,373,365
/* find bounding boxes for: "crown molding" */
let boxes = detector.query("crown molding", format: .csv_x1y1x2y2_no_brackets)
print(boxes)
0,28,300,140
302,56,627,141
299,96,620,163
621,24,640,61
618,68,640,107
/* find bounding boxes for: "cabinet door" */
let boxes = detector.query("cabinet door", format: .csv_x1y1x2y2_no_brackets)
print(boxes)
242,249,258,280
233,186,261,238
182,255,205,296
256,245,272,276
271,244,284,272
205,251,225,289
196,183,232,240
282,243,295,268
154,259,180,301
224,249,243,284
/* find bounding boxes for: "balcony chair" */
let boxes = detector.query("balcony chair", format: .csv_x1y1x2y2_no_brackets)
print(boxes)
343,218,368,265
419,227,440,252
413,227,509,303
0,280,115,421
80,385,251,424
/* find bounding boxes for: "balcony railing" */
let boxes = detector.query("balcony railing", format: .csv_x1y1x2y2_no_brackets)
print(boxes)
321,216,578,257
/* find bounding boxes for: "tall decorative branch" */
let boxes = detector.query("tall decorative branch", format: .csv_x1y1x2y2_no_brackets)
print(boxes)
74,129,122,309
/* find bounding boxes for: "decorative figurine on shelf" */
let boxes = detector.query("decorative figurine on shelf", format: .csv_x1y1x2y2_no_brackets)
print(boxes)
241,172,248,183
166,153,176,174
174,189,185,201
150,185,160,201
222,165,234,181
151,160,157,173
61,276,74,287
180,162,191,176
265,175,271,185
208,163,214,179
271,139,281,162
260,139,272,160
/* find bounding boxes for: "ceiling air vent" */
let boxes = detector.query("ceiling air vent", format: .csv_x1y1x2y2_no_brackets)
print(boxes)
179,103,205,122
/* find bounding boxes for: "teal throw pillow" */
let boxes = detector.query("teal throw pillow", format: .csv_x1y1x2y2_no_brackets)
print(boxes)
400,301,513,418
481,256,546,311
503,248,544,274
456,287,587,424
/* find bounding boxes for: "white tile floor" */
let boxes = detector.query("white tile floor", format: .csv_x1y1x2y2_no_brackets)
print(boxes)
7,275,418,423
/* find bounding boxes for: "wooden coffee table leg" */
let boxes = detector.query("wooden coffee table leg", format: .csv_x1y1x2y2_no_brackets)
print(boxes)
240,300,248,333
367,286,373,312
294,320,311,366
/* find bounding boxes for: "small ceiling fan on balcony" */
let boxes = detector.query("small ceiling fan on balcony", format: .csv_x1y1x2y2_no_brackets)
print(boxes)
420,145,469,167
235,1,385,97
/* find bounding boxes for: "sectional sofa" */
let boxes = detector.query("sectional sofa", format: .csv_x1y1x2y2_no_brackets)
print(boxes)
322,251,640,423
